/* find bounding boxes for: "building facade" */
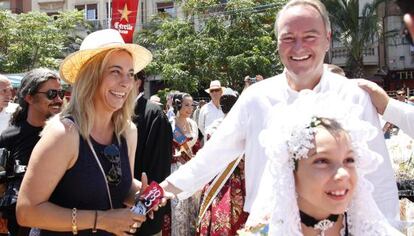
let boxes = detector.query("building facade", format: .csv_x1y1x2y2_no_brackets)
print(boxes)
329,0,414,92
0,0,31,13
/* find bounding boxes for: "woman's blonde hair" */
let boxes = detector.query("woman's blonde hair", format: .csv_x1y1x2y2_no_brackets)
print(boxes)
61,48,137,142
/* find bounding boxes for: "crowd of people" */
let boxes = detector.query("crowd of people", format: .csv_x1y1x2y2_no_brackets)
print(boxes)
0,0,413,235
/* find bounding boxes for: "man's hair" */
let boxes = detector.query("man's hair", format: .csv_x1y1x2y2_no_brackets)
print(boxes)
325,64,345,76
274,0,331,39
61,48,137,142
134,70,145,93
11,68,60,125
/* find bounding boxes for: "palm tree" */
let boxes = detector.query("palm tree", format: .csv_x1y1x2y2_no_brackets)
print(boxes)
322,0,383,78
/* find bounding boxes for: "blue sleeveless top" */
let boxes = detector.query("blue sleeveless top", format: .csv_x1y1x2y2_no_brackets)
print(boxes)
40,134,132,236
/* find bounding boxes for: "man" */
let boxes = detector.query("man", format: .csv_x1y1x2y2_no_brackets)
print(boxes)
198,80,224,140
396,89,407,102
132,72,172,236
0,68,63,236
0,75,18,133
192,99,206,125
358,12,414,139
161,0,399,222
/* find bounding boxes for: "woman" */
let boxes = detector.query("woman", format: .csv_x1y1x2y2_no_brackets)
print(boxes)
169,92,199,235
198,88,249,235
240,91,403,235
16,29,153,235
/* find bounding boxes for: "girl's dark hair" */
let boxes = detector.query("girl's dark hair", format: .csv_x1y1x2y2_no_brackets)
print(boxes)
10,68,60,125
172,92,191,114
294,117,346,171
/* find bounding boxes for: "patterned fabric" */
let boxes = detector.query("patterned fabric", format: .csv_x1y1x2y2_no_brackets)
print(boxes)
167,118,200,236
197,159,249,236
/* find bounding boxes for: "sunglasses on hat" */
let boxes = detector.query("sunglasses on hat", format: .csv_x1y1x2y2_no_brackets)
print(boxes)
102,144,122,186
36,89,65,100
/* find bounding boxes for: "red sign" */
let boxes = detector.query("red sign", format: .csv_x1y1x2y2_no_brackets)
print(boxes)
111,0,139,43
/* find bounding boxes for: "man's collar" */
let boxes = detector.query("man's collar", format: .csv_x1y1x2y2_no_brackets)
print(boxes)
135,92,144,102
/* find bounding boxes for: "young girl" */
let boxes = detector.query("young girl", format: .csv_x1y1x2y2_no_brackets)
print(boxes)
240,91,403,236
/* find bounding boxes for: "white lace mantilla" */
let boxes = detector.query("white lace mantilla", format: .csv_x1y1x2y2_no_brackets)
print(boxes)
245,91,403,236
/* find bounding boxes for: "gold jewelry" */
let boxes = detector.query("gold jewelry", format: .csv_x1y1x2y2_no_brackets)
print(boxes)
72,208,78,235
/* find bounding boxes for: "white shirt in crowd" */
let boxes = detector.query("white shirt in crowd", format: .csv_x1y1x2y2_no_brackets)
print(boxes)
0,102,18,133
198,101,224,137
166,69,399,220
383,98,414,139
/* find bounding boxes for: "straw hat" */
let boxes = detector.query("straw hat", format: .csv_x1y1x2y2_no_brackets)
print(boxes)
205,80,224,93
60,29,152,84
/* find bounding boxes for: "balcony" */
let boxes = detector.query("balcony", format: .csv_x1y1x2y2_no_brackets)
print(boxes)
330,45,379,66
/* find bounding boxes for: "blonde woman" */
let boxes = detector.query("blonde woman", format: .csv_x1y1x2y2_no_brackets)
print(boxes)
16,29,154,236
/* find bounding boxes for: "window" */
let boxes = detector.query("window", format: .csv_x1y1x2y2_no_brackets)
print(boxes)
75,3,98,20
106,1,111,19
0,0,10,10
157,2,175,17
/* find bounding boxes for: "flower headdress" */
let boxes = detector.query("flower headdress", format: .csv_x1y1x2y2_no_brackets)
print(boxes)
245,90,400,236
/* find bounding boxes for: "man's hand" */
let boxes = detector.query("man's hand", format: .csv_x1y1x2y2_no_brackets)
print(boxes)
355,79,389,115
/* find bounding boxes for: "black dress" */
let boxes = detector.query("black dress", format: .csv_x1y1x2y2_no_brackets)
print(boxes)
41,135,132,236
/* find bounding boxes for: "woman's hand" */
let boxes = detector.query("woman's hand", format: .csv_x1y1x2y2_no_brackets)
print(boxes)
97,208,146,236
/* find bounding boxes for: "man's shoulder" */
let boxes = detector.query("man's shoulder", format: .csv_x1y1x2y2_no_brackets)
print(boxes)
5,103,18,114
0,123,21,142
324,72,366,97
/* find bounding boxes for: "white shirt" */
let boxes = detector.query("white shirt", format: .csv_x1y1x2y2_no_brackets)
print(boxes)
0,103,18,134
167,69,399,220
383,98,414,139
198,101,224,137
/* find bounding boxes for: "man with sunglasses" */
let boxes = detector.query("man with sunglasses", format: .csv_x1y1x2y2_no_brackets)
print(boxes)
0,68,63,236
198,80,224,142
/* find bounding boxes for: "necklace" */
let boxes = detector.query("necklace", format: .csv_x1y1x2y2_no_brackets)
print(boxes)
299,210,339,236
176,118,188,132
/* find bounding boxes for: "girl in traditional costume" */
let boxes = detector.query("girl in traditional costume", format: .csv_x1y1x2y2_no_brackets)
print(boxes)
240,91,403,236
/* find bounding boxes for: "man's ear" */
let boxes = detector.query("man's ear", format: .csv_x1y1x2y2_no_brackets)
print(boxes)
24,94,34,105
325,31,332,52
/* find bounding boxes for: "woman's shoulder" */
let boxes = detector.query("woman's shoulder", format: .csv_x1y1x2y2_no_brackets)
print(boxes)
122,120,137,144
41,114,79,140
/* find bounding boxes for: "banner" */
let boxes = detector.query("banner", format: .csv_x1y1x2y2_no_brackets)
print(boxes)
111,0,139,43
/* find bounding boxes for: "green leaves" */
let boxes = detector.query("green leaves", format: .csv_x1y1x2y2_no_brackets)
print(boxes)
0,10,87,73
136,0,285,94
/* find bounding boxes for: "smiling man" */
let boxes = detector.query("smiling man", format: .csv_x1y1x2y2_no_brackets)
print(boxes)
0,68,63,236
160,0,399,226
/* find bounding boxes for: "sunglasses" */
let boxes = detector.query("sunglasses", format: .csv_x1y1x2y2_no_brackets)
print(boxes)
36,89,65,100
103,144,122,186
210,89,222,93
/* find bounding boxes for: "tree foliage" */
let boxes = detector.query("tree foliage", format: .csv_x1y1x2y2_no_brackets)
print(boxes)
322,0,383,78
0,10,88,73
136,0,286,94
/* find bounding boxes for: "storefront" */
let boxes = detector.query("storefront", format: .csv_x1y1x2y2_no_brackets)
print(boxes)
384,69,414,92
